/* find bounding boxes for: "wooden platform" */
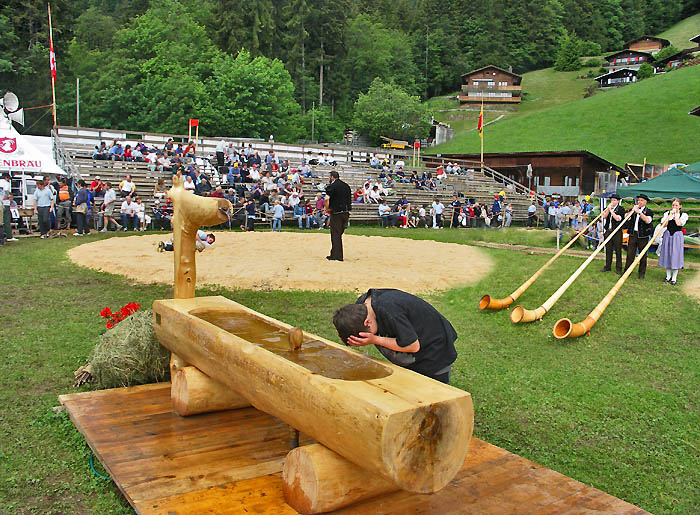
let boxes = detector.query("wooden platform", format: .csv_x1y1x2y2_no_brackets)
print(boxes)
59,383,648,514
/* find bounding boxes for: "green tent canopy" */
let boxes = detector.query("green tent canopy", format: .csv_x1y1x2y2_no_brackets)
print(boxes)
617,167,700,200
682,161,700,173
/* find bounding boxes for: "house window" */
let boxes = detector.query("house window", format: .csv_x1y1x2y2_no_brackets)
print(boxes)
498,81,508,86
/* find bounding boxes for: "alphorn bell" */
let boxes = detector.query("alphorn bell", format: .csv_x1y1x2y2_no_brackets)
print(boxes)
510,209,635,324
553,217,669,339
480,212,603,310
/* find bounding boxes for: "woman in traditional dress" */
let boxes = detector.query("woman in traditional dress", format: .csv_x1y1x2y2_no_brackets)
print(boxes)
658,198,688,285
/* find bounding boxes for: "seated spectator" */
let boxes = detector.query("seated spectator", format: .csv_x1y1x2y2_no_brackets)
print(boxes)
123,144,133,162
120,195,139,230
378,200,396,228
151,199,171,230
249,164,261,182
211,185,224,198
294,201,310,229
93,141,108,160
90,176,105,197
227,162,241,185
164,138,175,156
397,205,408,228
134,197,150,231
109,142,124,161
369,185,382,204
157,152,170,173
224,188,237,204
452,163,462,174
119,175,136,197
353,186,364,203
153,177,167,201
175,143,184,156
183,175,196,193
133,146,145,162
183,141,196,161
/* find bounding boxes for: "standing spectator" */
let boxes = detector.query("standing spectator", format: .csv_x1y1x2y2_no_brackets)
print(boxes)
294,201,310,229
271,200,284,232
548,202,558,230
527,201,537,227
244,198,256,231
119,175,136,197
135,197,149,231
0,172,13,242
418,205,428,228
491,195,503,227
450,195,461,228
100,182,121,231
33,179,54,238
73,180,90,236
324,171,352,261
560,202,571,227
55,178,72,230
542,198,551,229
504,204,513,227
431,197,445,228
120,195,139,231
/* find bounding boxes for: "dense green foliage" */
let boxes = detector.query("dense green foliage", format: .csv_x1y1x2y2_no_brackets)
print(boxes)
1,0,698,138
0,230,699,513
432,65,700,166
352,78,432,145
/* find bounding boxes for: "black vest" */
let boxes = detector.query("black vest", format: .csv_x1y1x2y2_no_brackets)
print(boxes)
604,204,625,231
626,207,654,238
667,215,683,235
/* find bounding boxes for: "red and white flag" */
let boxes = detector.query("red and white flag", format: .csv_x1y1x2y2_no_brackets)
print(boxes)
477,105,483,138
49,38,56,80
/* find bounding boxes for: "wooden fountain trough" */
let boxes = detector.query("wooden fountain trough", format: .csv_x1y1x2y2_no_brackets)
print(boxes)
152,295,474,496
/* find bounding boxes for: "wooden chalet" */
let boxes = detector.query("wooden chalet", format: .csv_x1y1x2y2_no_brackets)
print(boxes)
690,34,700,45
624,35,670,54
595,68,638,87
459,65,522,104
425,151,623,198
604,50,653,72
655,46,700,70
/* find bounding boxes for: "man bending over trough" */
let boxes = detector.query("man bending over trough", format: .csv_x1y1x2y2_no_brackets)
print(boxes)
333,288,458,384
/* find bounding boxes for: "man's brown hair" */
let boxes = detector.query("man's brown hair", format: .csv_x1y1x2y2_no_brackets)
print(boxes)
332,304,369,345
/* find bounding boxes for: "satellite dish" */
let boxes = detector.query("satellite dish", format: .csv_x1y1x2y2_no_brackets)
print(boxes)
9,108,24,126
3,91,19,113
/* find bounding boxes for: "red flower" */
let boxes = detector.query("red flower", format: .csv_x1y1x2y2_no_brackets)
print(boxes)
106,321,114,329
100,302,141,329
100,307,112,318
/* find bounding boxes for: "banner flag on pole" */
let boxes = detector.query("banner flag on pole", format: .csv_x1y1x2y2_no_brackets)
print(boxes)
477,105,483,138
49,8,56,80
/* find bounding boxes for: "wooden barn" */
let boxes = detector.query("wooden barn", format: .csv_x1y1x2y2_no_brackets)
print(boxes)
425,151,623,198
624,35,670,54
595,68,638,87
459,65,522,104
604,50,653,72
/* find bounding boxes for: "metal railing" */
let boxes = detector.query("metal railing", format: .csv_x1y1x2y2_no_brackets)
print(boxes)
481,165,546,208
51,128,82,187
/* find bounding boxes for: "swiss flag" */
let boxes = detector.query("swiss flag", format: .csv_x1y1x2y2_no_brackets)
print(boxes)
49,38,56,80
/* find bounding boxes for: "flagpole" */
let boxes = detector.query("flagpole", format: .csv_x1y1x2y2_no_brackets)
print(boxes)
48,3,57,127
480,98,484,172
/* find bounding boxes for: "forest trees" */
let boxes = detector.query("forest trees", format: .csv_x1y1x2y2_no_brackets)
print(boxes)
1,0,697,139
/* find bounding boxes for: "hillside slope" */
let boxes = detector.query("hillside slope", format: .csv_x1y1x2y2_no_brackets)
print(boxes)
430,65,700,166
657,12,700,49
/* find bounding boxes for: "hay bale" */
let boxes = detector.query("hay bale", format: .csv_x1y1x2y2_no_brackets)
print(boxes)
90,309,170,389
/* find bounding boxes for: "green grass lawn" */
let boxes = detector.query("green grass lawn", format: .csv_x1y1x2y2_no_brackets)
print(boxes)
430,65,700,167
1,230,699,513
658,12,700,50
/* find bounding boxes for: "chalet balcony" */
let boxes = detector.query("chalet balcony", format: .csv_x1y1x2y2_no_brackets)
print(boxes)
458,95,521,103
461,84,522,94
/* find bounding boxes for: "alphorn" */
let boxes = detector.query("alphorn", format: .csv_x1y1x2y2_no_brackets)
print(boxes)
480,212,602,310
510,209,635,324
553,218,669,339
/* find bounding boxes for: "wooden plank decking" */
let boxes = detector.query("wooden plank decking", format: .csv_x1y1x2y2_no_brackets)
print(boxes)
59,383,648,514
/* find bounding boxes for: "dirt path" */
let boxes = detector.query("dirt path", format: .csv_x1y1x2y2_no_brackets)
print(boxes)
68,232,493,294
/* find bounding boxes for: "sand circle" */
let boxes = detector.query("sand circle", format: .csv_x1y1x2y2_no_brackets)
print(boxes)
68,232,493,293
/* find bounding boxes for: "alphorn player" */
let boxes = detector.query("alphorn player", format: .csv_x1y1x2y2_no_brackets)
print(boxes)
332,289,458,384
600,193,625,275
624,193,654,279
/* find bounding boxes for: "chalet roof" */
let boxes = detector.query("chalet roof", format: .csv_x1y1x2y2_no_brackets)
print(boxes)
655,46,700,66
690,34,700,44
690,106,700,117
604,49,652,61
435,150,623,172
460,65,522,80
595,68,637,81
624,35,671,48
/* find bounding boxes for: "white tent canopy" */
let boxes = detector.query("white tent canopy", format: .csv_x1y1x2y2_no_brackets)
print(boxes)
0,119,66,177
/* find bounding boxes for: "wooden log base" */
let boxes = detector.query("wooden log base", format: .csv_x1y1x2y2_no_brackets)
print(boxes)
172,366,250,417
59,383,649,515
283,443,399,514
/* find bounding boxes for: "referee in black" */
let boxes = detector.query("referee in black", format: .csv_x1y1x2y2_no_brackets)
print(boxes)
324,171,351,261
